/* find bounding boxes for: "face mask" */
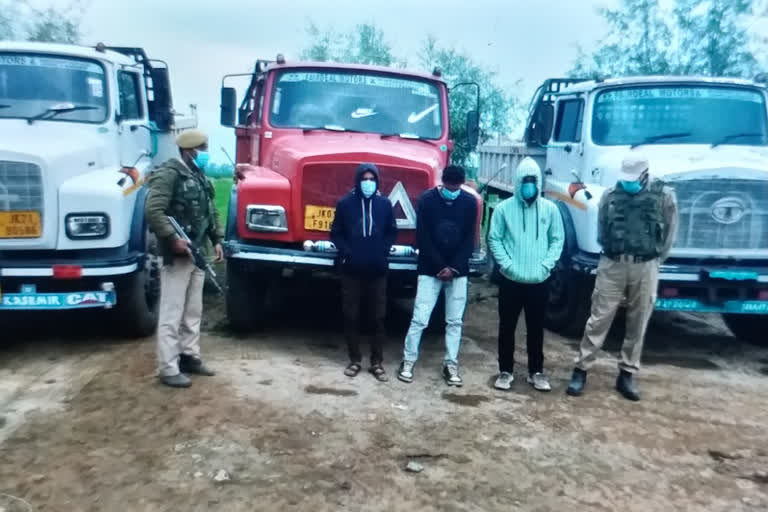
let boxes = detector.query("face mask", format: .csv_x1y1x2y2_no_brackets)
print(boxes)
193,150,210,171
360,180,377,198
521,182,538,201
620,180,643,195
441,187,461,201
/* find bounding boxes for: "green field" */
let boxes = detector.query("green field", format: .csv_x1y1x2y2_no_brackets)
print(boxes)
212,177,233,223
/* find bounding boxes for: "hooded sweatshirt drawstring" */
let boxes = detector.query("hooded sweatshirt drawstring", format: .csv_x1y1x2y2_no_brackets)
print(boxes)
360,197,374,237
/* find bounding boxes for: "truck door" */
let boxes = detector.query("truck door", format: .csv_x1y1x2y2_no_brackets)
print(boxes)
546,96,585,183
117,69,152,169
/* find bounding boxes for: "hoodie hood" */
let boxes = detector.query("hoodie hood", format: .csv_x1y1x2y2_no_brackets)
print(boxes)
515,157,542,207
354,162,381,196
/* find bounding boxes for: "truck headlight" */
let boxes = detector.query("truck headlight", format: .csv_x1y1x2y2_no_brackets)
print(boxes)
246,205,288,232
65,213,110,239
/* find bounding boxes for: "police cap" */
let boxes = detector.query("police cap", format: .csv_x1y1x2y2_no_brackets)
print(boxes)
176,129,208,149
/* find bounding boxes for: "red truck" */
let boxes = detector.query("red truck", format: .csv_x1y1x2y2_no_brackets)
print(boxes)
219,55,487,331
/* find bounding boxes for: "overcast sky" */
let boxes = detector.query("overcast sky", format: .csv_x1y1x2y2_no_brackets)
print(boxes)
77,0,611,162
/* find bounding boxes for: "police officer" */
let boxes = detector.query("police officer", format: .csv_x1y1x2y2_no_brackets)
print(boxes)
145,129,222,388
567,154,678,401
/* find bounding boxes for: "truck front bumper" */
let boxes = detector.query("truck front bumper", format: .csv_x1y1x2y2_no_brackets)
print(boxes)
571,251,768,315
224,241,488,276
0,248,142,311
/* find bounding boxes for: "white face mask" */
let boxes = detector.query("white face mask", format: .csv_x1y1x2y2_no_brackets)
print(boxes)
360,180,377,198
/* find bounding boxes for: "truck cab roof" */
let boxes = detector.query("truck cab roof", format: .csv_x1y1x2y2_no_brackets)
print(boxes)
0,41,138,68
263,59,446,84
555,75,765,95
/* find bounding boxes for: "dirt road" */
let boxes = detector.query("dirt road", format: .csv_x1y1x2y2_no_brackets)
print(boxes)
1,278,767,512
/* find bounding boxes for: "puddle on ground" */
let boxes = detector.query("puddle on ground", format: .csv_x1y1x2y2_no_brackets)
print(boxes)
643,354,720,370
759,367,768,376
304,385,358,397
258,379,273,386
441,392,490,407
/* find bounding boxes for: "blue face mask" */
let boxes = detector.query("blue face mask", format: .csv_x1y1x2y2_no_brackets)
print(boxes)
521,182,538,201
193,150,210,171
441,187,461,201
360,180,377,198
620,180,643,195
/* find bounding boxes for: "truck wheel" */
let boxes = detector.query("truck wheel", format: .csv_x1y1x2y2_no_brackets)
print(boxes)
226,259,267,333
544,202,593,338
115,232,161,338
722,314,768,346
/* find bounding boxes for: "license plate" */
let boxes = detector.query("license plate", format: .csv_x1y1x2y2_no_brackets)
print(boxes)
0,284,116,310
0,211,41,238
304,205,336,232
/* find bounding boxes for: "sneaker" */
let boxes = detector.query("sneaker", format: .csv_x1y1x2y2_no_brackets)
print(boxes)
443,363,463,387
179,355,216,376
566,368,587,396
397,360,414,383
527,372,552,392
160,373,191,388
494,372,514,390
616,370,640,401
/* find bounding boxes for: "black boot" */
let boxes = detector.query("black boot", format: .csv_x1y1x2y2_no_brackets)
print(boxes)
616,370,640,401
179,354,216,376
566,368,587,396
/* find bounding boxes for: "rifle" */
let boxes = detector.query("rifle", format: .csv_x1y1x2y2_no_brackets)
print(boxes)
167,216,224,295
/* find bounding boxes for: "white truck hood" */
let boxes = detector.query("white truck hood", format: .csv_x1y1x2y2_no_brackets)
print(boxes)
594,144,768,184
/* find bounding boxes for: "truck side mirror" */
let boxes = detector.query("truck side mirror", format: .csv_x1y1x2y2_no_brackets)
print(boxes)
149,67,173,131
220,87,237,127
466,110,480,149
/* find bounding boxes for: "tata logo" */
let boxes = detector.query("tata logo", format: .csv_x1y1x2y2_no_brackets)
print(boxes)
711,197,748,225
388,182,417,229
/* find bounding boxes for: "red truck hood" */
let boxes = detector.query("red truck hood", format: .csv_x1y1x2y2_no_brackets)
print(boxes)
262,133,443,243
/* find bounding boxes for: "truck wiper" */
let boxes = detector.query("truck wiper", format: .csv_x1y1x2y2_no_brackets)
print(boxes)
380,133,435,146
629,132,692,149
301,125,364,133
711,132,765,148
26,103,98,124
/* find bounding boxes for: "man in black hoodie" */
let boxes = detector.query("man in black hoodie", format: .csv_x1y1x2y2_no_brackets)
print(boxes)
331,163,397,381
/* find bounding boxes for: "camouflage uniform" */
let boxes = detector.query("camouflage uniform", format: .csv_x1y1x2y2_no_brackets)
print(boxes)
145,158,221,378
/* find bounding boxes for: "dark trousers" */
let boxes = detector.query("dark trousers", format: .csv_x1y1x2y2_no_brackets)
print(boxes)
498,278,549,375
342,274,386,366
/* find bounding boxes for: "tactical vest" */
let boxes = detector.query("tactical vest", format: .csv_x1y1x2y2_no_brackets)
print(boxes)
170,167,214,245
601,180,666,259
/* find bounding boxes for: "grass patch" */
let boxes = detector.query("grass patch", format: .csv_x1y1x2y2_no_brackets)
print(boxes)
212,177,233,222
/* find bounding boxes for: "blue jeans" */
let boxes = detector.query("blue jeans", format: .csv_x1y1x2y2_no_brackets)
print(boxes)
403,275,468,365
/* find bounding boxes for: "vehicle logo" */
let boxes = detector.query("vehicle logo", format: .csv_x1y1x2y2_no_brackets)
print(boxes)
388,181,417,229
407,104,438,124
711,196,748,225
350,108,377,119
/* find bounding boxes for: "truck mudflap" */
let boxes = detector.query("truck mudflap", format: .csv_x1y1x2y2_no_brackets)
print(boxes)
224,241,488,275
0,283,116,310
570,251,768,314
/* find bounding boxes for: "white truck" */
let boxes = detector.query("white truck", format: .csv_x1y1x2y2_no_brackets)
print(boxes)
0,42,196,336
479,76,768,344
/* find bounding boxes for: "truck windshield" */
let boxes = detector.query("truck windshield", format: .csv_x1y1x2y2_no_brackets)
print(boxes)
0,53,108,124
592,85,768,146
269,70,444,139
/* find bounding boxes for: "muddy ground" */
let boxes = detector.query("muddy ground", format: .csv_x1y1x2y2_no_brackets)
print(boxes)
1,275,767,512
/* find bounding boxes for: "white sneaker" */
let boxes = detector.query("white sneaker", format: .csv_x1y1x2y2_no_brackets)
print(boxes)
397,360,414,383
494,372,514,390
527,372,552,392
443,363,463,387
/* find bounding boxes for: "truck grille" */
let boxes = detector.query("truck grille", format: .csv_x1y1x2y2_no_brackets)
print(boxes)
672,178,768,251
0,160,43,218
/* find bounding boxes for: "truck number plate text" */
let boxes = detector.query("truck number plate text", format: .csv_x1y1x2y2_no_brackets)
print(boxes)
0,211,41,238
304,205,335,232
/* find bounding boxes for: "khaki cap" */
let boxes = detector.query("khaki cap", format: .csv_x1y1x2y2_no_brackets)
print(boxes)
176,129,208,149
619,153,649,181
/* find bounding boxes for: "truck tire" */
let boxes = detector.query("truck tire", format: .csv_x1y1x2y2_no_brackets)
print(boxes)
226,259,267,333
544,202,593,338
722,314,768,346
115,231,161,338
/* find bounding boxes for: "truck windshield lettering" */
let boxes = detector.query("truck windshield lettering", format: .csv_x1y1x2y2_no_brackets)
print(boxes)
592,85,768,147
270,70,443,139
0,52,108,124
